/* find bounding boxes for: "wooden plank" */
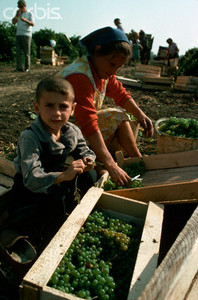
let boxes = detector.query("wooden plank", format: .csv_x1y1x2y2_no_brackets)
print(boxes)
0,173,14,188
97,192,147,219
0,157,16,178
186,272,198,300
0,186,9,197
162,239,198,300
40,286,80,300
143,76,174,84
128,202,164,300
142,84,173,91
137,206,198,300
164,239,198,300
135,64,161,72
94,171,109,188
115,150,198,171
142,165,198,186
176,76,191,84
116,76,142,87
106,181,198,204
190,76,198,85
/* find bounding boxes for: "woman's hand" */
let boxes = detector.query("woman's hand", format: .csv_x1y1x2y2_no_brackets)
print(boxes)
124,98,154,138
107,164,131,187
138,114,154,138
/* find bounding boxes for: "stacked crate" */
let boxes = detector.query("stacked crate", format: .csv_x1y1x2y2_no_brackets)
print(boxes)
174,76,198,93
40,47,58,66
133,64,161,79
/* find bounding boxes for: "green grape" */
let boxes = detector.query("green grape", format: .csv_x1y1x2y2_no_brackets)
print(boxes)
63,274,70,283
77,290,86,298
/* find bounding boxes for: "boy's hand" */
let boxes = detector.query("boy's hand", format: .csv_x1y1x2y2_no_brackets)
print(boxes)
83,157,95,171
55,159,85,183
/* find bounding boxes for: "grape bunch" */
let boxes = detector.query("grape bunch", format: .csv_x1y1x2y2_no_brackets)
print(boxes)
48,210,142,300
158,117,198,139
103,161,145,191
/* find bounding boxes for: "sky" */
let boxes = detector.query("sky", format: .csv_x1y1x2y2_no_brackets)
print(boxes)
0,0,198,56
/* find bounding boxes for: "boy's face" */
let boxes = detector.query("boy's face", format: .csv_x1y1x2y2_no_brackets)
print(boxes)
33,91,76,136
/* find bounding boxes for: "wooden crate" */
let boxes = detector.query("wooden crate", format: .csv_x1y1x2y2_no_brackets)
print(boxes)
105,150,198,204
174,76,198,92
20,187,164,300
133,64,161,79
142,75,174,91
40,47,58,66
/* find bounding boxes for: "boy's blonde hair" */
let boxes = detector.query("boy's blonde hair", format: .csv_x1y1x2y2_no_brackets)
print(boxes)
36,77,75,103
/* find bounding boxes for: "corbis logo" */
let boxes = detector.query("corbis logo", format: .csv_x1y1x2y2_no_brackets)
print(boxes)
3,3,62,20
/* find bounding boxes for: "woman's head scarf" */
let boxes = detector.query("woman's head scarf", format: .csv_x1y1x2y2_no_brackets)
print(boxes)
80,27,130,55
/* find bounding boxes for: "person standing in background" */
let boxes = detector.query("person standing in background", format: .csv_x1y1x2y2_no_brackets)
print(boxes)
12,0,34,72
166,38,179,66
132,39,143,63
114,18,124,32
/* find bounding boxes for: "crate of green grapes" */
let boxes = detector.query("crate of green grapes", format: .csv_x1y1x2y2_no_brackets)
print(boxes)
106,150,198,205
20,187,164,300
155,117,198,154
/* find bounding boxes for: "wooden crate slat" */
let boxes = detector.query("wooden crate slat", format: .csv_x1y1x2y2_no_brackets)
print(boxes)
142,165,198,187
0,186,9,197
97,192,147,219
106,181,198,204
128,202,164,300
176,76,191,84
135,64,161,72
137,206,198,300
143,76,174,84
0,157,16,177
142,84,173,91
185,272,198,300
116,76,142,88
115,149,198,170
0,173,14,188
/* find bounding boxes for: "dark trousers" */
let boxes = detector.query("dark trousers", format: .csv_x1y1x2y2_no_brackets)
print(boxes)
16,35,31,71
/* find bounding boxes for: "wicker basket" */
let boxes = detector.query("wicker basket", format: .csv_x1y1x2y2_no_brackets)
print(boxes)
155,118,198,154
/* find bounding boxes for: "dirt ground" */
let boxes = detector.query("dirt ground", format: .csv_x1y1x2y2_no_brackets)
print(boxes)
0,63,198,298
0,63,198,159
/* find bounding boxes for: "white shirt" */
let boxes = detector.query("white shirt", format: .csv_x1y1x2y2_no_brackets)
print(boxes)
16,10,34,37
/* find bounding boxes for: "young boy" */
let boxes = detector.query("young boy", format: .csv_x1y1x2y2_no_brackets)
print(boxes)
7,77,97,233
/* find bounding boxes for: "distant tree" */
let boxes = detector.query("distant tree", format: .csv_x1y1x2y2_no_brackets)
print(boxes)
32,28,84,62
32,28,57,58
178,48,198,77
0,25,85,63
0,22,16,61
55,33,82,62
